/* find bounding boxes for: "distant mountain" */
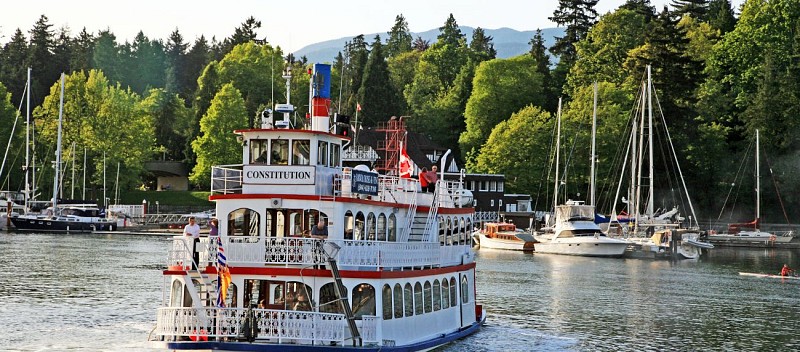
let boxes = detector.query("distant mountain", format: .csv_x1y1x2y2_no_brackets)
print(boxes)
294,26,565,64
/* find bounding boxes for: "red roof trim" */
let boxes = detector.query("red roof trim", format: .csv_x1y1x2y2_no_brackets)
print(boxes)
208,193,473,215
164,262,476,278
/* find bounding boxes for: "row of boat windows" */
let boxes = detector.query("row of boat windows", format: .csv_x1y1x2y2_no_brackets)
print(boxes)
226,207,474,244
249,139,341,168
173,276,470,320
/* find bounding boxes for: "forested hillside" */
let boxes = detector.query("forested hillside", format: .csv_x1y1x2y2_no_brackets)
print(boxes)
1,0,799,222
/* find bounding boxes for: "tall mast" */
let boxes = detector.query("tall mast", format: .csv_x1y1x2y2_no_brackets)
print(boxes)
590,82,597,207
553,97,562,211
755,129,760,229
24,67,31,210
71,142,76,199
647,65,654,217
82,147,87,200
52,73,65,209
634,81,645,232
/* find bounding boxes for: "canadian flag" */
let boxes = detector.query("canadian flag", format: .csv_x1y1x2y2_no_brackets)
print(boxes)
399,144,411,178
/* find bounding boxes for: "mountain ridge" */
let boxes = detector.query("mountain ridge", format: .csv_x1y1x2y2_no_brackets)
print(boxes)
294,26,565,63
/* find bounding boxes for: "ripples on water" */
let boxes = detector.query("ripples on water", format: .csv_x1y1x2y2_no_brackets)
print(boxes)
1,233,798,351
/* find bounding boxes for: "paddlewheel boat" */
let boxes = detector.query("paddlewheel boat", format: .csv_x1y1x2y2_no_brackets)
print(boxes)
472,222,536,251
149,64,483,351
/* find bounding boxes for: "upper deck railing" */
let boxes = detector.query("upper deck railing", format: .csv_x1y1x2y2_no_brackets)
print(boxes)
168,236,474,270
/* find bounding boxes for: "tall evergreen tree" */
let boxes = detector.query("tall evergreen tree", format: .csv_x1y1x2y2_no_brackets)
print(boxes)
620,0,656,21
28,15,58,108
469,27,497,62
70,28,95,72
0,29,29,105
342,35,369,115
385,14,413,58
129,32,167,94
184,36,212,101
671,0,709,21
708,0,736,34
52,27,72,76
221,16,263,56
92,30,122,84
358,35,400,128
412,36,430,51
529,29,556,112
549,0,600,97
165,29,189,96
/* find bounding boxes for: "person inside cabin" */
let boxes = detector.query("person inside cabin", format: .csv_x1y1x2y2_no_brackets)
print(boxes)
255,150,268,163
208,218,218,237
183,217,201,269
425,165,439,193
311,219,328,238
418,167,429,192
780,263,794,277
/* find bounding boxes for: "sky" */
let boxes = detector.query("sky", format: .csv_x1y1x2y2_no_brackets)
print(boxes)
1,0,746,53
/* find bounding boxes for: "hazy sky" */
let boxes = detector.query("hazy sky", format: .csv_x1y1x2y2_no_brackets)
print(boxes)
2,0,745,52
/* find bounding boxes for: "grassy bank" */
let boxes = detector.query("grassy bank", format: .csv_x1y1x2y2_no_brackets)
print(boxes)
119,190,212,206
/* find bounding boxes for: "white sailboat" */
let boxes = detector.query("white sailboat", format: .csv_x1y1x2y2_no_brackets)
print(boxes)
708,130,794,244
533,92,630,257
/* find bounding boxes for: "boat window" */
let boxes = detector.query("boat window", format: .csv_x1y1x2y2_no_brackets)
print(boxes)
355,212,365,240
442,278,450,309
330,143,341,167
250,139,268,163
228,208,259,238
292,140,311,165
404,283,414,317
423,281,432,313
318,141,329,166
367,213,376,240
243,279,267,308
388,214,397,241
377,214,387,241
560,229,600,237
184,280,195,307
393,283,403,318
382,284,393,320
271,139,289,165
170,280,184,307
270,283,284,308
460,217,468,244
450,277,457,307
344,211,354,240
265,209,287,237
432,280,441,311
289,210,304,236
352,283,376,319
461,276,469,304
319,282,345,314
286,281,312,311
413,282,423,315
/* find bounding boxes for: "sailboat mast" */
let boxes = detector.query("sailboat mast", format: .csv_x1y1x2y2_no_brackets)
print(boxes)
53,73,65,209
553,97,562,211
71,142,76,199
755,129,760,229
590,82,597,207
647,65,654,217
82,147,87,200
634,81,645,232
24,67,31,210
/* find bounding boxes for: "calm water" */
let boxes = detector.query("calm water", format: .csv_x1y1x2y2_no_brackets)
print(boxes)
2,232,799,351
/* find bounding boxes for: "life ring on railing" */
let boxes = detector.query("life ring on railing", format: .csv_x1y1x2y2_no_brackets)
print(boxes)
190,328,208,341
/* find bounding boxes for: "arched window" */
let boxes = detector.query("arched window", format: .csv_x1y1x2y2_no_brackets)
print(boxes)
227,208,259,237
367,213,376,240
438,216,445,244
355,212,366,240
442,278,450,309
170,280,184,307
377,214,387,241
459,217,467,244
423,281,433,313
388,214,397,241
393,283,403,318
433,279,441,311
382,284,393,320
464,218,472,244
352,283,376,319
403,283,413,317
414,282,423,315
461,276,469,304
450,277,457,307
443,217,451,245
320,282,345,314
286,281,312,311
344,211,354,240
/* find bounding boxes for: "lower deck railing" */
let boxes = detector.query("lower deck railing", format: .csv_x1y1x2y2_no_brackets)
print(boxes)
154,307,377,344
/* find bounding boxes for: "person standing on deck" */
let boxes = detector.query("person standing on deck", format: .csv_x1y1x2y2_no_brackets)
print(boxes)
183,217,201,269
418,167,429,192
425,165,439,193
780,263,794,276
208,218,219,237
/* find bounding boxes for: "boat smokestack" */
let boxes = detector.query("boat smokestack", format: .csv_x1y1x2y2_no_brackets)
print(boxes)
310,63,331,132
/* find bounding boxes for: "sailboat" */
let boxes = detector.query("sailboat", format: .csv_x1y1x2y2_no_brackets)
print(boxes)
606,65,712,259
707,130,794,244
532,91,630,257
10,74,116,233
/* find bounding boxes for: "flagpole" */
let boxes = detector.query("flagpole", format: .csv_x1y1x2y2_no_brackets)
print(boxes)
354,102,360,145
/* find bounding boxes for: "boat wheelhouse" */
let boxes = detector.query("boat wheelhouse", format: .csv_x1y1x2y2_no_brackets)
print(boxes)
472,222,536,251
150,63,483,351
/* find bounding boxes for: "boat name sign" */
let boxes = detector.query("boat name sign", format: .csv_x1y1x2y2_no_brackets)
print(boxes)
244,165,315,185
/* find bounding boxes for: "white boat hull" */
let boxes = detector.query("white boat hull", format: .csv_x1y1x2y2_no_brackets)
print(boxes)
473,231,535,251
533,237,629,257
709,231,794,244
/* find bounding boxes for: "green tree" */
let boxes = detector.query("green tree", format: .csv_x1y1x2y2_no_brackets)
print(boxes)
342,35,369,115
469,27,497,62
670,0,708,21
0,82,23,191
620,0,656,21
184,35,212,99
52,27,72,79
358,35,400,127
0,29,29,104
707,0,737,34
92,30,123,84
141,88,192,161
385,14,413,58
529,29,557,113
549,0,600,96
28,15,58,108
164,29,189,96
459,55,545,159
190,83,248,188
70,27,95,72
412,36,431,51
128,31,167,94
387,50,421,115
469,105,553,194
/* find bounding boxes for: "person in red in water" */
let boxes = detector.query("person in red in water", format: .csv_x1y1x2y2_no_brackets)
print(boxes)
780,263,794,277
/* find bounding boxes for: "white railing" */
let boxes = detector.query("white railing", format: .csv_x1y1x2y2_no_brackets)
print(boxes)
211,165,243,194
109,204,144,217
170,237,473,269
341,145,380,162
